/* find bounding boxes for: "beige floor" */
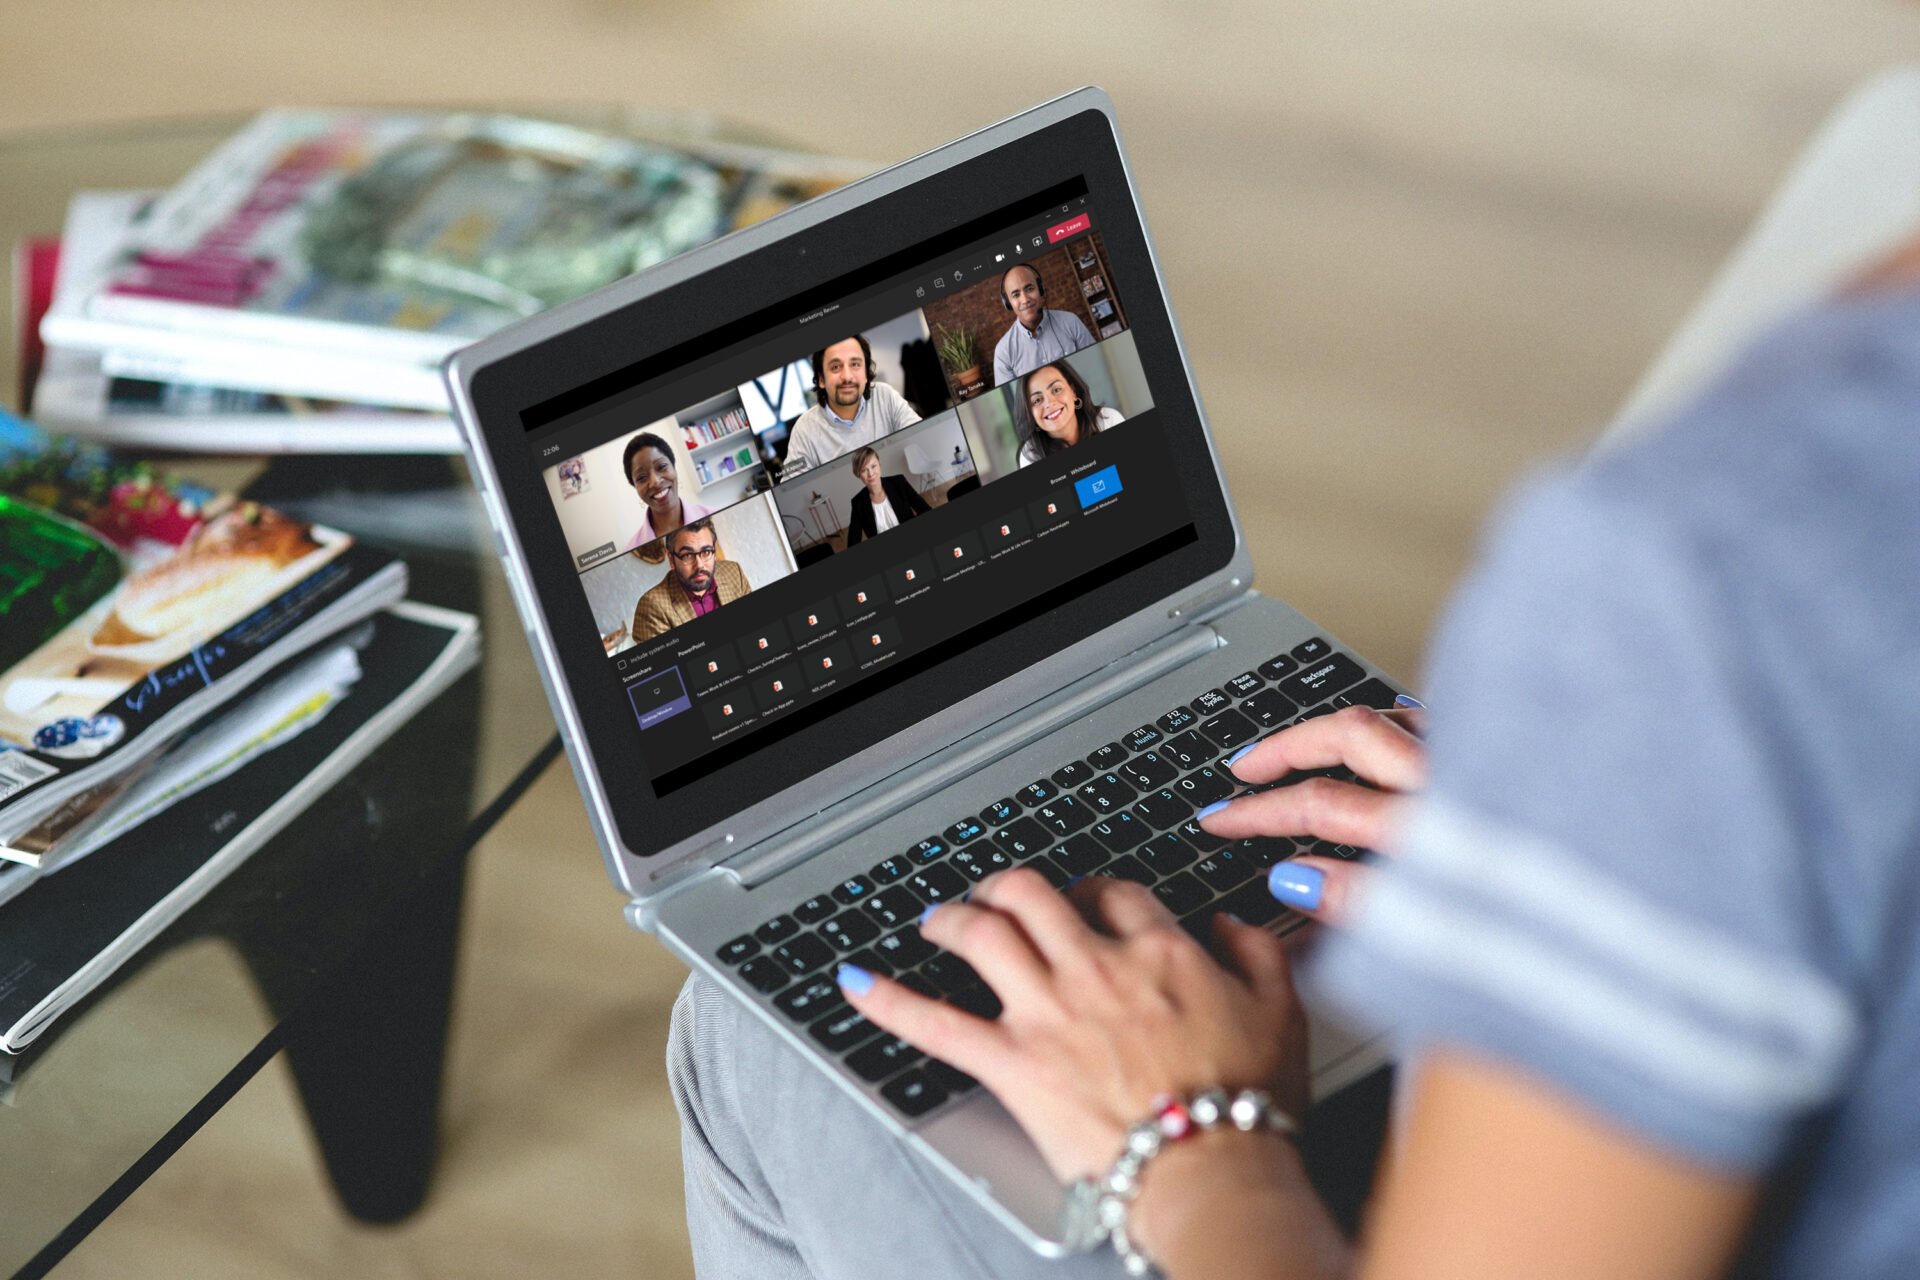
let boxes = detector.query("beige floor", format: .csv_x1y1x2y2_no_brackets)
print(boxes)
7,1,1917,1275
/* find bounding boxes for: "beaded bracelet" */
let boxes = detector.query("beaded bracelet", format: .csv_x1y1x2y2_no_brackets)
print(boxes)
1058,1087,1298,1276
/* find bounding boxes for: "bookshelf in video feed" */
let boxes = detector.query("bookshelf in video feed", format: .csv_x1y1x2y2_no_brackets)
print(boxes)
530,183,1193,793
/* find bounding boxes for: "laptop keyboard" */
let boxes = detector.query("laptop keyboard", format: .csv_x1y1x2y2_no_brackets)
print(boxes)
711,638,1402,1121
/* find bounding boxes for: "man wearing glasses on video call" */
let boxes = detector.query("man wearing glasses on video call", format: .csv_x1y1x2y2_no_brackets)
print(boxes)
992,262,1096,386
630,518,753,642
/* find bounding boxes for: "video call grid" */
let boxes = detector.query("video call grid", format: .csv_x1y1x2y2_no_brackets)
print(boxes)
552,221,1136,662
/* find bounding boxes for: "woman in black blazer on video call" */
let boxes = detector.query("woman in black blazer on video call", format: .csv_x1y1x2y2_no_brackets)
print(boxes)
844,446,930,547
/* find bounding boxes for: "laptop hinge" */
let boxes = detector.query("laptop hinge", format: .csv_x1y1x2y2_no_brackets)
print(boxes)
1167,574,1248,624
720,616,1231,890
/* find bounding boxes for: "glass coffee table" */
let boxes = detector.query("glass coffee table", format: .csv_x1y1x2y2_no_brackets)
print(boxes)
0,116,606,1279
0,112,1404,1279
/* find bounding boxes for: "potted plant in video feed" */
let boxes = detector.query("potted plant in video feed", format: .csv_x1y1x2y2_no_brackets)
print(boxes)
933,322,984,398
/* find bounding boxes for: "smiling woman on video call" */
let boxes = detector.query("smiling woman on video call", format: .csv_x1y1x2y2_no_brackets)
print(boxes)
622,430,714,551
1016,360,1125,467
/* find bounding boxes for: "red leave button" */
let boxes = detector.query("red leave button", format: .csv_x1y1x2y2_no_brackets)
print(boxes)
1046,213,1091,243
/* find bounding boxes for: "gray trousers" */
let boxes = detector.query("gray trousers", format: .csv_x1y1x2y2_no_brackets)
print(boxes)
667,974,1130,1279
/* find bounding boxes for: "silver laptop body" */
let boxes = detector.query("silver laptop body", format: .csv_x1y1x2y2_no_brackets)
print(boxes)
447,87,1394,1253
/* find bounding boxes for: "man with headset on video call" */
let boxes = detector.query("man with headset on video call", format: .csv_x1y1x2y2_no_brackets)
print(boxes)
780,335,922,480
992,261,1097,387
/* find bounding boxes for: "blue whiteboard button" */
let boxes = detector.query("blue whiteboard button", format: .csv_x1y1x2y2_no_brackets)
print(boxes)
1074,466,1123,508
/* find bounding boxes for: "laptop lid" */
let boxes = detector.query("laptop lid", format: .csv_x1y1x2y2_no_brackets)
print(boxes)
447,88,1252,903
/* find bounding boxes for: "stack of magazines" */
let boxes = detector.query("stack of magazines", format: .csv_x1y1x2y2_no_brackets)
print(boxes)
0,407,483,1054
21,108,866,453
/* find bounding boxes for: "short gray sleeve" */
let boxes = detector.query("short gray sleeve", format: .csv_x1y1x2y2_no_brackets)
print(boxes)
1303,288,1920,1171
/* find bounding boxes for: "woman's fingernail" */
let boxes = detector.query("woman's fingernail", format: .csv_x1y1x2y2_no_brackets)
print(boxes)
1268,862,1325,911
836,963,875,996
1227,741,1260,769
1394,693,1425,709
918,903,939,927
1196,799,1233,821
1065,875,1087,889
1224,912,1246,925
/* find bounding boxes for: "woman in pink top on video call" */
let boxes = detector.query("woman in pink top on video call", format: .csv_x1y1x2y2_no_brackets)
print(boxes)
622,430,715,551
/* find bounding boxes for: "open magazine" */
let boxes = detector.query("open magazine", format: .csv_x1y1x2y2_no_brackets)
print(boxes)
39,109,867,413
0,406,406,861
0,601,480,1053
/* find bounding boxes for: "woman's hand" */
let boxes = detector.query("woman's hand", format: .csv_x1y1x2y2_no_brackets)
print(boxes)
1200,704,1429,922
833,701,1427,1273
840,869,1306,1186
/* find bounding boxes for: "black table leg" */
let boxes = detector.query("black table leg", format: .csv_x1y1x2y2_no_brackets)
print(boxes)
274,845,471,1222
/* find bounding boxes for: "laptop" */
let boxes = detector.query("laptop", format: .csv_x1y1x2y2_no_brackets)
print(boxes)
446,87,1400,1254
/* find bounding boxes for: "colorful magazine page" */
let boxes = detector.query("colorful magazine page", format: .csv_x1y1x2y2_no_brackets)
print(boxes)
38,114,868,412
65,110,732,363
0,405,406,849
31,192,458,453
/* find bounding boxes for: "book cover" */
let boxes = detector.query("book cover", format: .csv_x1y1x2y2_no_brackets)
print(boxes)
0,602,480,1052
12,237,59,408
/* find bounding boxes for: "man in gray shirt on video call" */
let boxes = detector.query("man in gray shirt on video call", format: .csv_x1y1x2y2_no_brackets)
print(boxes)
992,262,1096,387
781,335,920,480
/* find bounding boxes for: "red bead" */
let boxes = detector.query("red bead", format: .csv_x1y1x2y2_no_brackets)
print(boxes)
1156,1100,1192,1140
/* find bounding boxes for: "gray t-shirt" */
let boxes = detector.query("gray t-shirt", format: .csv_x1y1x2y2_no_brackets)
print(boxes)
782,382,921,480
1313,292,1920,1277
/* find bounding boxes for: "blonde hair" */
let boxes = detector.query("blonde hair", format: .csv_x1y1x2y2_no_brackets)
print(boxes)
850,446,881,477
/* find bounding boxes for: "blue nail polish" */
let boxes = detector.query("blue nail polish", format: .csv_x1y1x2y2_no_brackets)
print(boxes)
1065,875,1087,889
836,963,875,996
1227,741,1260,769
1196,799,1233,821
918,903,940,927
1394,693,1425,709
1268,863,1325,911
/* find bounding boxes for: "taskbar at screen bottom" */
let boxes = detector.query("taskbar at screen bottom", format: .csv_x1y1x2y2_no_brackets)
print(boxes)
615,433,1191,796
648,522,1195,796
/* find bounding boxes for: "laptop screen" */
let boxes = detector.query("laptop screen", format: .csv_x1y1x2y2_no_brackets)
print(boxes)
518,176,1197,797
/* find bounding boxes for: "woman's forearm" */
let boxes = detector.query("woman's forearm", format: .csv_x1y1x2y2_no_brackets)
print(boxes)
1131,1131,1352,1280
